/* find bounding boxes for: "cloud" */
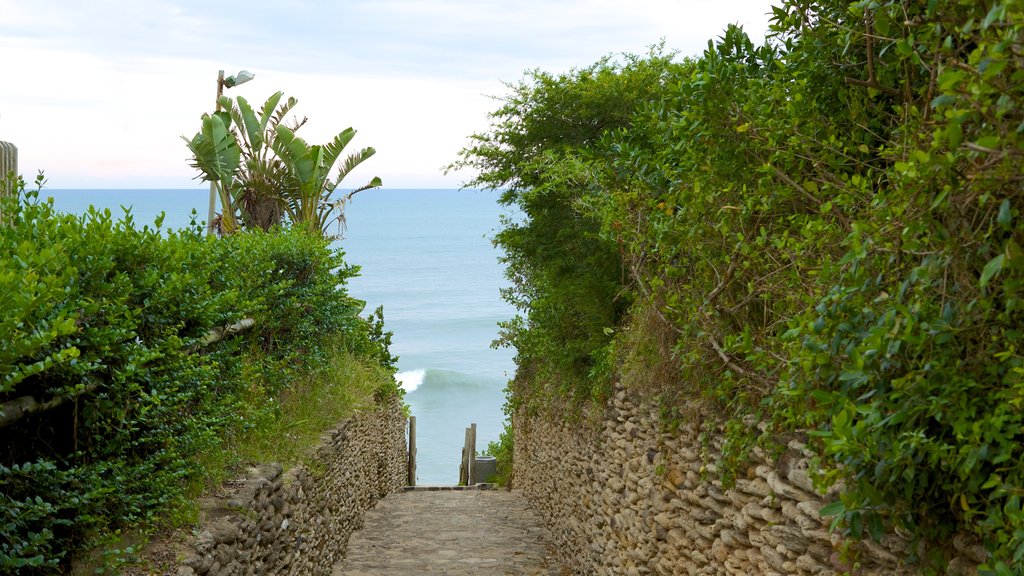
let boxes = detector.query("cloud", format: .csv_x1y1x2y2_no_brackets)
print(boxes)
0,0,775,188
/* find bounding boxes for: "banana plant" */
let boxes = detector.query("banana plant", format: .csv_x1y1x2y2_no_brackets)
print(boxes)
271,124,382,237
183,111,241,234
222,92,298,231
186,90,381,237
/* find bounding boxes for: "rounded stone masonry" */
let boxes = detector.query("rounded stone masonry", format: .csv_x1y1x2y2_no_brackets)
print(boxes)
176,397,408,576
512,386,983,576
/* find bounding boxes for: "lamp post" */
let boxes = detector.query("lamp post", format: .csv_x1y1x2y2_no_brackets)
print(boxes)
206,69,254,235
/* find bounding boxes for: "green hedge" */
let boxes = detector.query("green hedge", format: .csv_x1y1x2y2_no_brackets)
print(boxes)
458,0,1024,570
0,178,397,572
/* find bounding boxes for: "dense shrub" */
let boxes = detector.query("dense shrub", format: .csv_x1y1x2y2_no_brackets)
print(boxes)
452,52,678,402
459,0,1023,569
0,177,398,572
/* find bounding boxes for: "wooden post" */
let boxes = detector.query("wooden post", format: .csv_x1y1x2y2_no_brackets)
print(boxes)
0,140,17,224
468,423,477,485
207,71,224,236
407,416,417,486
460,426,472,485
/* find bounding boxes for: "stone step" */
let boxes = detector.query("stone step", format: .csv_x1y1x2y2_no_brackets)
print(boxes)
333,489,567,576
402,484,495,492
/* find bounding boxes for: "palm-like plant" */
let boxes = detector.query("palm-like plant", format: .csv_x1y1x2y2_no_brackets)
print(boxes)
184,91,381,236
224,92,295,231
271,125,382,237
183,111,242,234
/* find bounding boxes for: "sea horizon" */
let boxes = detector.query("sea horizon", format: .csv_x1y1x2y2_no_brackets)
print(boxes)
43,187,515,485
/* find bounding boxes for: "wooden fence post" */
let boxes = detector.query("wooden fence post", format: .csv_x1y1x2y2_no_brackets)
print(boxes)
460,426,471,485
0,140,17,224
407,416,417,486
458,422,480,485
468,423,477,485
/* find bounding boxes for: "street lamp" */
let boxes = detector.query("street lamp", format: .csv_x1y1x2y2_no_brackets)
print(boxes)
224,70,255,88
206,69,255,235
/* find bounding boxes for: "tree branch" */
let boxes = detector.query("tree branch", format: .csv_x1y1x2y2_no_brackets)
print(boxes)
708,335,771,387
1,318,256,429
843,10,900,97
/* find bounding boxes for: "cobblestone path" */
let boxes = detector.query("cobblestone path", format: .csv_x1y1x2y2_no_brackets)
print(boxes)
332,488,567,576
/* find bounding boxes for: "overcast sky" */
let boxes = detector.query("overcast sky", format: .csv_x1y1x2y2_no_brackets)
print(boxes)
0,0,775,189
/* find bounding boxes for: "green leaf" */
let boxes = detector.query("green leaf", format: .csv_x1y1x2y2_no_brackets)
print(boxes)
874,11,891,36
850,511,863,538
982,474,1002,490
235,96,264,149
931,187,950,210
938,69,965,91
976,135,1000,149
335,147,377,186
946,123,963,149
998,199,1012,228
258,91,286,133
322,128,358,174
980,253,1006,288
819,501,845,517
868,512,884,541
982,4,1005,29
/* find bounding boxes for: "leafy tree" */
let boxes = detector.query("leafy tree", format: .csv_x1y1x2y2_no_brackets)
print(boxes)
0,179,398,570
463,0,1024,568
451,51,680,400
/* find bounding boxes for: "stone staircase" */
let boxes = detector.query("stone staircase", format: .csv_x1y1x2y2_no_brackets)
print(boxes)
332,487,567,576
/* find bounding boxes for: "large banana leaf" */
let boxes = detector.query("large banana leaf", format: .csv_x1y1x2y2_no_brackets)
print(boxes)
316,147,378,224
233,96,264,152
183,112,242,234
271,125,315,185
333,146,376,191
320,128,357,187
231,91,287,156
270,125,322,230
182,112,240,183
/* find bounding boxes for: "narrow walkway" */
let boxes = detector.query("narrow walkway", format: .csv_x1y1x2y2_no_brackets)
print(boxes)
333,488,567,576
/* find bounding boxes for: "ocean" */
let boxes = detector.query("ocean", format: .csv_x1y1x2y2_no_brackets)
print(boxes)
43,188,515,485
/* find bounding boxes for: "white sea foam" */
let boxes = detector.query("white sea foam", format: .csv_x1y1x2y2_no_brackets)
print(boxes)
396,369,426,393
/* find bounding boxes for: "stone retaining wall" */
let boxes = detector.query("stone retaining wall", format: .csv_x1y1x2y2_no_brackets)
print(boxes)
179,397,407,576
513,387,984,575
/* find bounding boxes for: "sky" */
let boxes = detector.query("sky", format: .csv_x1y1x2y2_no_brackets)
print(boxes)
0,0,776,189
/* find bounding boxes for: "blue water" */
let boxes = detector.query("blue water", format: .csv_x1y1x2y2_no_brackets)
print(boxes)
43,188,515,485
